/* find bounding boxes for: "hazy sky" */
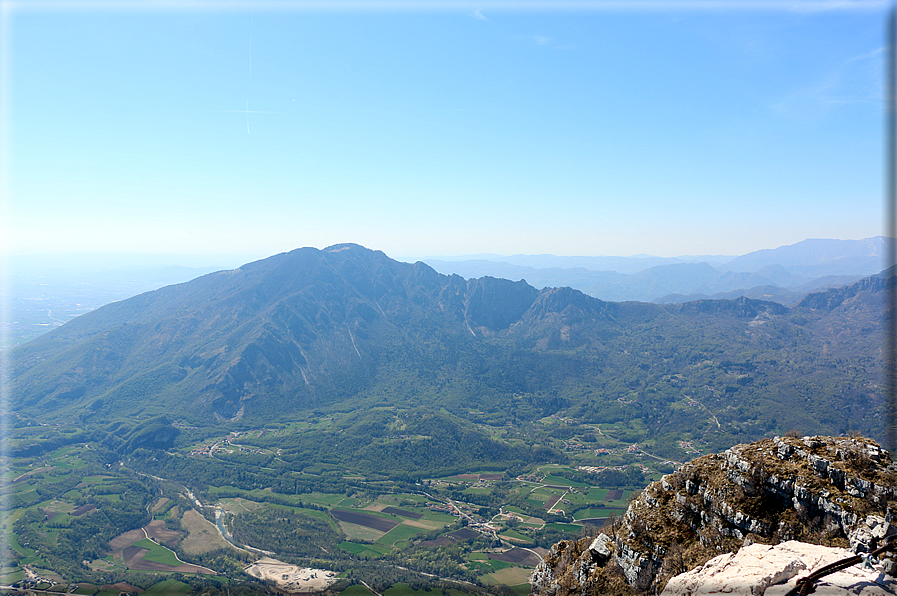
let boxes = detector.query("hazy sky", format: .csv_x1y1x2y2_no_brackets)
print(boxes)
2,1,889,260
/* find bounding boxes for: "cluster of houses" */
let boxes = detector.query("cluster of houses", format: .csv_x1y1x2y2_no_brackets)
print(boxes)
576,464,630,475
8,578,55,593
429,475,498,490
8,567,65,594
189,443,217,456
546,414,576,424
678,440,703,455
425,500,491,529
563,441,588,451
189,432,270,457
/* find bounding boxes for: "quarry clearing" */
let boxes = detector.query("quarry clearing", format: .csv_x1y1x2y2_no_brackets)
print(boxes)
244,557,338,594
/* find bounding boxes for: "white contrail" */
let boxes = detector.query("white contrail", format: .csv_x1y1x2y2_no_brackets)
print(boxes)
217,102,286,135
218,105,285,114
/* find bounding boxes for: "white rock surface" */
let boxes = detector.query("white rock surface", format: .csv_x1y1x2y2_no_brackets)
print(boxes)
661,541,897,596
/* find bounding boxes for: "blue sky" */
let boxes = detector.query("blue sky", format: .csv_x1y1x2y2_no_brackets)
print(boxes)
2,1,889,260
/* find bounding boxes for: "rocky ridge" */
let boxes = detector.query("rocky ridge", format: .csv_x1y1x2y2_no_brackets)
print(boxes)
530,436,897,595
11,244,890,446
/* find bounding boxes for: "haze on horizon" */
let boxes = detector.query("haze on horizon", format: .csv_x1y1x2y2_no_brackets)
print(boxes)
1,1,887,261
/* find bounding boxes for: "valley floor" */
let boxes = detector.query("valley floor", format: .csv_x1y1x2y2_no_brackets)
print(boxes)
1,412,668,595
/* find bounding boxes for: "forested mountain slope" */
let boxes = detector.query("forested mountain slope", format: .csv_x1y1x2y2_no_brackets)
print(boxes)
11,244,891,452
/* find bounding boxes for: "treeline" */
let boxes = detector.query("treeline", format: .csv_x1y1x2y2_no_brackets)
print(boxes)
10,430,92,457
95,415,181,453
173,547,254,578
231,507,346,561
126,448,361,495
121,411,566,494
559,466,646,489
238,407,553,477
13,477,152,579
209,488,329,511
380,533,493,585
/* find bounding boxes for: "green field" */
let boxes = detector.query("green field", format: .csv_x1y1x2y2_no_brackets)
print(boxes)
525,489,555,502
574,508,609,520
142,579,191,595
381,583,468,596
376,523,426,546
503,505,528,515
379,493,429,505
339,522,387,542
266,502,340,530
499,529,532,543
337,507,405,520
463,485,493,494
133,539,182,566
605,492,634,507
338,541,393,557
1,407,668,595
301,492,351,508
541,475,590,488
544,523,583,532
476,558,514,572
6,530,36,559
482,567,533,587
78,475,116,485
340,585,377,595
0,569,26,584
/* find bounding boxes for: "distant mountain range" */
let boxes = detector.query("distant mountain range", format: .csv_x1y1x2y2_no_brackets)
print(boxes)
421,237,891,304
11,243,891,452
6,242,893,596
8,238,888,349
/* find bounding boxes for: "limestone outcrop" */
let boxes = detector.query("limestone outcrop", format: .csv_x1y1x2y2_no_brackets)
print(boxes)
530,436,897,595
662,540,897,596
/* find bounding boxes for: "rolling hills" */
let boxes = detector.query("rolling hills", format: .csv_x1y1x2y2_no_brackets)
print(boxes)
423,236,889,303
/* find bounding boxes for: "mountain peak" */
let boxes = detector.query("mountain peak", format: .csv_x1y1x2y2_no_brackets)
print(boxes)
10,248,892,445
323,242,369,253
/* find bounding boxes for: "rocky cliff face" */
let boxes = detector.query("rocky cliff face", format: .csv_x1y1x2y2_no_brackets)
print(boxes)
530,435,897,595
